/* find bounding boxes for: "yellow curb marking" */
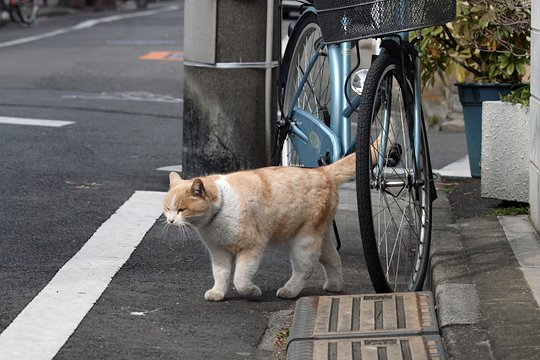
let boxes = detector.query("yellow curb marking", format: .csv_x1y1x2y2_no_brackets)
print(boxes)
139,51,184,62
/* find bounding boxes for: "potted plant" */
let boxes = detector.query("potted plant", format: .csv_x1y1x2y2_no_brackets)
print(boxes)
417,0,531,177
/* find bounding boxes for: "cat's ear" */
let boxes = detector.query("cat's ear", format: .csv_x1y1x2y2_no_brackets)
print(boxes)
169,172,183,188
190,178,206,197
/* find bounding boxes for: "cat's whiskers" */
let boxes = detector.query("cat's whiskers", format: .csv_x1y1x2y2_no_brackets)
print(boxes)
176,223,200,243
158,218,172,237
184,222,200,232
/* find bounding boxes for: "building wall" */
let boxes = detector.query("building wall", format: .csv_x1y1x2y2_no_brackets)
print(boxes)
531,0,540,231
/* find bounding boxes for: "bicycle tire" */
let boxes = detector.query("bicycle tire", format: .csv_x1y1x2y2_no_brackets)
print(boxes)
356,52,432,293
273,11,330,166
15,0,38,25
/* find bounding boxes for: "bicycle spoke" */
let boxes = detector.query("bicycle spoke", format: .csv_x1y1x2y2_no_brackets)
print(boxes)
358,55,432,292
280,15,331,167
303,57,330,119
380,191,414,289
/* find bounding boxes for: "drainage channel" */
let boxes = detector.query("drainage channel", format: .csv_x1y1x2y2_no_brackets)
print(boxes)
286,291,445,360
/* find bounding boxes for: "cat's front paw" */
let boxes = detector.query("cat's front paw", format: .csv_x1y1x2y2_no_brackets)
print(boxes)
323,280,343,293
204,289,225,301
276,286,301,299
237,285,262,298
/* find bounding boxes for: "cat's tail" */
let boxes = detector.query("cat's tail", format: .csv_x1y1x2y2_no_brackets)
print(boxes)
324,153,356,184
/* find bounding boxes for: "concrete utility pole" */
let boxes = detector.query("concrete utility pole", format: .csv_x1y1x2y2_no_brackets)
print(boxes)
182,0,279,178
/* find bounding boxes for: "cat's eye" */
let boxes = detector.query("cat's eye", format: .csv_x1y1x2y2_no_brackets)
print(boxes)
177,208,185,213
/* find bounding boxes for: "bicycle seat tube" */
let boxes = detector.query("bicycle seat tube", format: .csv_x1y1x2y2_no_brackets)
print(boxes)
328,42,352,156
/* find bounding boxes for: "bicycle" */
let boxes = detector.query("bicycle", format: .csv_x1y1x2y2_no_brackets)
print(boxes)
1,0,39,25
273,0,455,292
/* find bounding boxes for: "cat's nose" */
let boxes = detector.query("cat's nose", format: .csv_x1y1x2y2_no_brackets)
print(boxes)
168,218,175,224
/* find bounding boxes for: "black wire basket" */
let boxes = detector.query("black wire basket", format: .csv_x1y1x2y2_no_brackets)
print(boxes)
313,0,456,44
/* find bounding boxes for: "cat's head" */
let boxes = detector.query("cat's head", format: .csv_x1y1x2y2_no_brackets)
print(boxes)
163,172,217,227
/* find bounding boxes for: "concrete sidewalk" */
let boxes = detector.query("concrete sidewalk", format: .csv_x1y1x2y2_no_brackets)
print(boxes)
430,177,540,359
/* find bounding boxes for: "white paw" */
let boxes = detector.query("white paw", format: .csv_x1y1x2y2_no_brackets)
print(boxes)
276,286,301,299
323,281,343,293
204,289,225,301
237,285,262,298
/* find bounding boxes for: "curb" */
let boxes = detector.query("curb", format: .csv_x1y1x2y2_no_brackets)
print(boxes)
430,180,540,359
430,187,487,358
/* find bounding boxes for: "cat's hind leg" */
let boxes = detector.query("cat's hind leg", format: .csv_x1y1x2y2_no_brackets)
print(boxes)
205,244,233,301
233,249,263,298
277,236,321,299
319,230,343,293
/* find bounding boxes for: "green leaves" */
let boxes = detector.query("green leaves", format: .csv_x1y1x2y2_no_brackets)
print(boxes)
418,0,531,86
501,85,531,106
516,62,527,76
506,62,515,76
498,54,510,68
456,64,467,83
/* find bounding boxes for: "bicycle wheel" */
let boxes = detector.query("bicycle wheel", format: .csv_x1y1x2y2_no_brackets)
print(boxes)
356,52,432,293
273,11,330,166
15,0,38,24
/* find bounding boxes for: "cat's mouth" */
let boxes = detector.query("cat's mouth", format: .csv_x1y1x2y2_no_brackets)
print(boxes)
167,217,185,227
166,217,194,229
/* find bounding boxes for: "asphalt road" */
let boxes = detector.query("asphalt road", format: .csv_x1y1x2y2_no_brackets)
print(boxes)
0,2,468,359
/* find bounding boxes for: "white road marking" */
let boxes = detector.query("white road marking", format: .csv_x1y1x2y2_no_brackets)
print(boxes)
0,191,166,360
156,165,183,172
62,91,183,104
0,5,180,49
130,312,146,316
0,116,74,127
434,156,472,178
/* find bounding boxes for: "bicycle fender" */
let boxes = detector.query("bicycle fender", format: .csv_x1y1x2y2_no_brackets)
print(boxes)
379,39,401,58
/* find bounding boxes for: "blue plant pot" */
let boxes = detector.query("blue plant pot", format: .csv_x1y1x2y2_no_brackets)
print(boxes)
457,83,514,178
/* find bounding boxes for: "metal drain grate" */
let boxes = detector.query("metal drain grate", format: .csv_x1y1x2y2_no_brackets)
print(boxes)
287,292,445,360
287,335,445,360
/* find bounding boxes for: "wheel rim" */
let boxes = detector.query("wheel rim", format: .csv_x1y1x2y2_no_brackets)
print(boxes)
368,65,428,291
282,21,330,166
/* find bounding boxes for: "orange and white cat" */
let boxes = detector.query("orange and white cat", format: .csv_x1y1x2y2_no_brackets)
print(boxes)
163,154,356,301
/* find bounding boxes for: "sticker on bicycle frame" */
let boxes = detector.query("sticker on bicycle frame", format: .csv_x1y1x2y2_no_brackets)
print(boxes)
309,131,321,149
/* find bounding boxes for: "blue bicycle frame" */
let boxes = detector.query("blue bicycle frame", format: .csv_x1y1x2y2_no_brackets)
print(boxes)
285,36,357,167
284,8,425,176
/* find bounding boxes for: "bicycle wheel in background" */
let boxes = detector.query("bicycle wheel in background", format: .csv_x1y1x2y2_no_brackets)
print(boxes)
273,12,330,166
356,52,432,293
15,0,38,25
